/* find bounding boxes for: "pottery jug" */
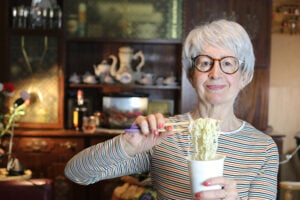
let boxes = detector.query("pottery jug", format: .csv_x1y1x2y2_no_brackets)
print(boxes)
109,46,145,84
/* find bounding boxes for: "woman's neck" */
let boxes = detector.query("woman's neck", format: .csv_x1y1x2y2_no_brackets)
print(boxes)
191,103,242,132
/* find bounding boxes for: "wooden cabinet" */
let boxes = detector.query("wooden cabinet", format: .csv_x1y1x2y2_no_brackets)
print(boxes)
65,38,182,122
63,0,184,128
13,137,83,177
65,0,273,131
2,0,64,129
6,130,121,200
0,0,273,131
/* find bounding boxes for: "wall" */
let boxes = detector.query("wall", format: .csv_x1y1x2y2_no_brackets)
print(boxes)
269,34,300,154
269,33,300,199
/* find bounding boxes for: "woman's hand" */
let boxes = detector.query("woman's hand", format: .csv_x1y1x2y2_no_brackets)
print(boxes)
121,113,173,156
194,176,239,200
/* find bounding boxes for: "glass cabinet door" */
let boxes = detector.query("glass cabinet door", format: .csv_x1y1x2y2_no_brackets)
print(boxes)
7,0,64,129
64,0,183,39
9,35,64,128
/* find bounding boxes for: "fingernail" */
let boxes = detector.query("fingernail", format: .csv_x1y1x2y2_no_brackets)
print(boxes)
195,193,201,198
154,129,158,136
158,123,164,129
166,126,173,131
203,181,210,186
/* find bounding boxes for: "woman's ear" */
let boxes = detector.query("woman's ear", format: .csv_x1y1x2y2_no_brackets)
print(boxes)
188,68,196,88
240,73,250,90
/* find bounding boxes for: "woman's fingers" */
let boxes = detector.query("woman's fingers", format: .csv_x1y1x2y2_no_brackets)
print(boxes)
194,188,226,199
155,112,166,127
194,177,238,199
134,115,150,135
123,113,173,156
134,113,170,136
147,114,157,135
204,176,237,191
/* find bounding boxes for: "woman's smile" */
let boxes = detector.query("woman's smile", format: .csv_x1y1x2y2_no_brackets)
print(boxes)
206,84,226,91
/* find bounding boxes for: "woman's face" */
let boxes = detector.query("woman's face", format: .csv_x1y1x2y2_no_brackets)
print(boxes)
191,45,246,106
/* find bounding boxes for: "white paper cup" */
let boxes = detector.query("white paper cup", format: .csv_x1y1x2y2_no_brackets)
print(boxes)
187,154,225,194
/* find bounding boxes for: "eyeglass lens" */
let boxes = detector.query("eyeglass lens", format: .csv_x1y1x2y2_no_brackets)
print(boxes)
193,55,239,74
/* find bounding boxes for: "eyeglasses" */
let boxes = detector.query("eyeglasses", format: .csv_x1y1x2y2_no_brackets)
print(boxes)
191,55,241,75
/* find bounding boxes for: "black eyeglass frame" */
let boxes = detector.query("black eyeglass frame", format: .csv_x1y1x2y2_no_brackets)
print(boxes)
191,55,242,75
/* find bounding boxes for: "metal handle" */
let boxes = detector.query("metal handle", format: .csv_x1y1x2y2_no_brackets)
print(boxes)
60,141,77,150
26,139,48,152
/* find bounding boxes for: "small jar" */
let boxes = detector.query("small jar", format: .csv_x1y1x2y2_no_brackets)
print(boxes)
82,116,96,134
93,111,102,128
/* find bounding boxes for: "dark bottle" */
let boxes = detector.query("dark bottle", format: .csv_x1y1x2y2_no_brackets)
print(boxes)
73,89,87,131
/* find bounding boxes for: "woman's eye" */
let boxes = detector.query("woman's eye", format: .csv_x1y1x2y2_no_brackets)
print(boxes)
223,61,233,66
201,61,211,66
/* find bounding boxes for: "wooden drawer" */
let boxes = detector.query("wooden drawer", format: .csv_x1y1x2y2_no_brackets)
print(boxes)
13,137,84,154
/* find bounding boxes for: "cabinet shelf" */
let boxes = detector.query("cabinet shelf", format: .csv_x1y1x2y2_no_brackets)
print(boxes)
69,83,181,90
65,37,182,44
282,13,300,16
9,28,63,36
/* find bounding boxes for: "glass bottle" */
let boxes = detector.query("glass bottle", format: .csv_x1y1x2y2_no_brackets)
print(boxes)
78,2,86,36
73,89,87,131
12,7,18,28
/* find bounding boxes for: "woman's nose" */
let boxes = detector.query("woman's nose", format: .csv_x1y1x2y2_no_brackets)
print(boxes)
208,61,222,78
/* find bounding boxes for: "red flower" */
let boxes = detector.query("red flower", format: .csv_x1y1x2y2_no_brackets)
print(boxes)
3,82,15,94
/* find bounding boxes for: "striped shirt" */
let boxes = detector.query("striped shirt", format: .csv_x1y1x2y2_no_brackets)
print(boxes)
65,113,279,199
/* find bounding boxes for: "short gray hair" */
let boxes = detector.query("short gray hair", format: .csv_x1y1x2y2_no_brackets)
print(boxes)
182,19,255,86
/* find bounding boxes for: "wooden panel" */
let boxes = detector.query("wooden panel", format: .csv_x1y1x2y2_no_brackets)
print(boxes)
180,69,197,113
183,0,231,34
232,0,272,68
0,1,9,81
183,0,272,68
235,68,270,131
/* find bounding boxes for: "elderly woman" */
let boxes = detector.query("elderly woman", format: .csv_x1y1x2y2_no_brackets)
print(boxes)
65,19,279,200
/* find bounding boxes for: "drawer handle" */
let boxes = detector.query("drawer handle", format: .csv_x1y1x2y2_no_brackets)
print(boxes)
60,141,77,150
26,140,48,152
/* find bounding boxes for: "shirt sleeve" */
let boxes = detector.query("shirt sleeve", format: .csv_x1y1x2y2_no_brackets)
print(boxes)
246,138,279,199
64,135,151,185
